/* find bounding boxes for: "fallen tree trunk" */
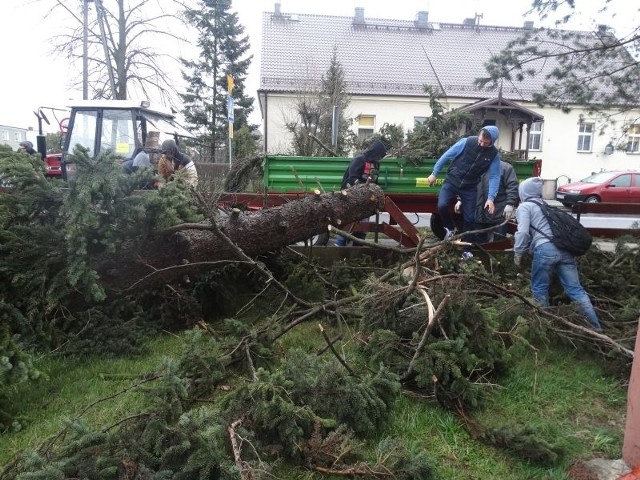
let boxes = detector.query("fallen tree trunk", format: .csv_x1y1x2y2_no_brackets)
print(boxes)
94,183,386,293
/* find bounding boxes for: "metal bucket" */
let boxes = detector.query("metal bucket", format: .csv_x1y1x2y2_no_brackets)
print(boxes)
542,179,557,200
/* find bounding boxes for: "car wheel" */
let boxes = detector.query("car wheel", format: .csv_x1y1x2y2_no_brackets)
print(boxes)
562,202,572,208
584,195,600,203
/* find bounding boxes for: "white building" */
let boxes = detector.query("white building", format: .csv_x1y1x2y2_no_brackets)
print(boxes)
0,124,29,151
257,6,640,183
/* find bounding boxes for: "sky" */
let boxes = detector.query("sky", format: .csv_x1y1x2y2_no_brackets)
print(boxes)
1,0,636,135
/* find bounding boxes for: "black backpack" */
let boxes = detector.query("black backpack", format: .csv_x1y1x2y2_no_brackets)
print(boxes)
525,200,593,256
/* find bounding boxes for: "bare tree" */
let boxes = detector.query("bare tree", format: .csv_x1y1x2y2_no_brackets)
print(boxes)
47,0,189,102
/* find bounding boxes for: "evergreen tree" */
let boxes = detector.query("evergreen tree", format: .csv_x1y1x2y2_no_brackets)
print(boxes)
403,86,471,162
476,0,640,118
180,0,255,163
285,49,353,156
318,48,353,156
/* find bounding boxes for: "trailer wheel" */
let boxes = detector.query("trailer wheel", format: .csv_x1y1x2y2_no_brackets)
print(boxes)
429,213,464,240
297,231,330,247
313,232,330,246
430,213,446,240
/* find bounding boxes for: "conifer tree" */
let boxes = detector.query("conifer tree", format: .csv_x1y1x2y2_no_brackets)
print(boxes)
318,48,353,155
180,0,256,163
285,49,353,156
476,0,640,118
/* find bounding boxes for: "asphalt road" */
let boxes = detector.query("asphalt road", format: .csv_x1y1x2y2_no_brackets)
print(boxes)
366,200,640,231
361,201,639,252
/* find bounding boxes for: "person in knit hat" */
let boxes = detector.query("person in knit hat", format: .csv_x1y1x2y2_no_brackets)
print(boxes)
19,141,38,156
514,177,602,331
158,139,198,187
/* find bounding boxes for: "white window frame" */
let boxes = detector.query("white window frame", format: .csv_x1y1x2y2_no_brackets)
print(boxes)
357,115,375,142
413,116,427,127
528,121,543,151
577,122,594,152
626,124,640,154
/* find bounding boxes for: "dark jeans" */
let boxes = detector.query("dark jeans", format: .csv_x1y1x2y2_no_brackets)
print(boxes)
437,181,478,246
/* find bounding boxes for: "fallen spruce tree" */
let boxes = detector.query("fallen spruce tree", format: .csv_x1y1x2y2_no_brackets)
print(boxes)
0,145,638,478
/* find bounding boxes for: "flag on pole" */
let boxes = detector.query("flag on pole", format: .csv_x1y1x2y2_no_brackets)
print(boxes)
227,74,234,95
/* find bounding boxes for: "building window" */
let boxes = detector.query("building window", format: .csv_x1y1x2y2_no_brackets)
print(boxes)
626,125,640,154
528,122,543,151
2,130,8,142
577,123,594,152
357,115,375,142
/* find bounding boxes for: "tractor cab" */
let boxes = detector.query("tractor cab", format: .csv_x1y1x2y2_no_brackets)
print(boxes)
61,100,192,180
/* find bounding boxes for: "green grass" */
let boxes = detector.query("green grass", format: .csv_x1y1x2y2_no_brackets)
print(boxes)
0,333,185,466
385,346,626,480
0,332,628,479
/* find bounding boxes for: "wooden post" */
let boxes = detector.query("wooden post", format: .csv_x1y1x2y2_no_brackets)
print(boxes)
623,321,640,467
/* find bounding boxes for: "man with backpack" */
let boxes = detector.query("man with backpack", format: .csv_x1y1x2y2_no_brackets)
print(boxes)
514,177,602,331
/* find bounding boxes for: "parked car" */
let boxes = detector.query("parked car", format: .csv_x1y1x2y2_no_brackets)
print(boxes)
555,170,640,207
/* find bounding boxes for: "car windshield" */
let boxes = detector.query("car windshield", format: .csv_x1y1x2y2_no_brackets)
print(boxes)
579,172,618,184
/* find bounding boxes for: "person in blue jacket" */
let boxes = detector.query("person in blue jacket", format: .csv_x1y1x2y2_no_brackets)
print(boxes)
514,177,602,331
427,126,501,259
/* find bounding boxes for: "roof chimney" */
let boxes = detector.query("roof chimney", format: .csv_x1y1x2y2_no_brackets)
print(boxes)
523,20,534,29
415,11,429,28
354,7,365,25
274,2,281,16
463,17,475,26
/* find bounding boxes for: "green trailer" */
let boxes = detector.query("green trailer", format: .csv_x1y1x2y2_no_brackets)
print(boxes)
258,155,541,246
263,155,540,196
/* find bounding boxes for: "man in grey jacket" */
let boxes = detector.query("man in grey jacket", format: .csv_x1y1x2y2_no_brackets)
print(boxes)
456,159,519,242
514,177,602,331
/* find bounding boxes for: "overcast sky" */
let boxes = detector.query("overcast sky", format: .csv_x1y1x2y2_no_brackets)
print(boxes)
1,0,635,133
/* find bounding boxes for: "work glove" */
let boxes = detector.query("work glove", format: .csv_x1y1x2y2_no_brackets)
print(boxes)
514,255,522,268
503,204,514,219
454,201,462,214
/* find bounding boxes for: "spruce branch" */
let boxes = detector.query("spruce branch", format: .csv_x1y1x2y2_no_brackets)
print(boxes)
319,323,355,377
402,293,450,381
229,418,255,480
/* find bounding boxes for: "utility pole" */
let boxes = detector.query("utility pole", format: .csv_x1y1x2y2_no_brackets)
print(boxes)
83,0,92,100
